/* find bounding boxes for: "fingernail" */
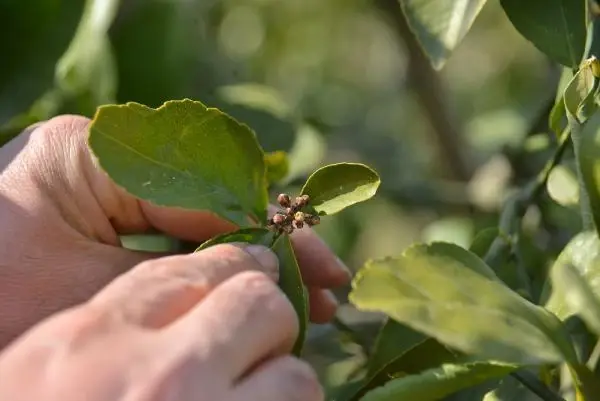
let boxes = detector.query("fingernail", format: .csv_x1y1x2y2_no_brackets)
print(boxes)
242,245,279,280
335,256,352,280
325,289,339,308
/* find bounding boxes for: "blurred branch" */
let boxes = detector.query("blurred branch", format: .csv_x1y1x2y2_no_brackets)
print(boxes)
373,0,472,182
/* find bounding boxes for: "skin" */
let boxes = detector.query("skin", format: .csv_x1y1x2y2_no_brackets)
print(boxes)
0,115,351,400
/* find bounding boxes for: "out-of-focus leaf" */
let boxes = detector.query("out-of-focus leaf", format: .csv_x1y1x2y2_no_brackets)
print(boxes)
546,231,600,327
88,99,269,226
482,375,543,401
350,242,578,365
500,0,586,69
265,151,290,185
284,124,327,184
547,164,580,207
300,163,380,216
399,0,488,70
359,361,516,401
109,0,201,107
0,0,85,125
469,227,499,258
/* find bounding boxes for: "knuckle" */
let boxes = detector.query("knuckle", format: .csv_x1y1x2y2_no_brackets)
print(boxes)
274,356,323,401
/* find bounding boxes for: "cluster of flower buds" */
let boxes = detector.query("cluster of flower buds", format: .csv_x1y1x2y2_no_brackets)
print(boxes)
267,193,321,234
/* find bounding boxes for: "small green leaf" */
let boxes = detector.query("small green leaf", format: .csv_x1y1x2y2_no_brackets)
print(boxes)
500,0,586,69
195,228,307,355
350,242,577,365
300,163,380,216
272,234,308,355
545,231,600,323
264,151,289,185
360,361,516,401
400,0,488,70
88,99,269,227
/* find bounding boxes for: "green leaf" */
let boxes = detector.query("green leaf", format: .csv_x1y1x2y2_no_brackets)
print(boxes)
545,231,600,326
576,109,600,233
300,163,380,216
195,228,308,355
552,261,600,335
350,242,577,365
272,234,308,355
359,361,516,401
399,0,488,70
264,151,290,185
88,99,269,226
482,374,546,401
549,67,574,137
500,0,586,69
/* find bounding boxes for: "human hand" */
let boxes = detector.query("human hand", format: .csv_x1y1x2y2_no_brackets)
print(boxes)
0,115,350,348
0,242,323,401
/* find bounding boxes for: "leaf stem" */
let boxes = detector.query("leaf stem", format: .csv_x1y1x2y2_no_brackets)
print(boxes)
483,127,572,298
332,316,372,359
511,370,567,401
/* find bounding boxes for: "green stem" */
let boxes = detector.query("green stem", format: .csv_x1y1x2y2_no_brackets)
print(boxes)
483,127,572,297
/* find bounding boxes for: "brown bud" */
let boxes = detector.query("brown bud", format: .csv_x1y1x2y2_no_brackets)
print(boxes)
272,213,286,225
285,207,293,216
294,220,304,229
277,193,291,208
306,214,320,226
283,224,294,234
294,211,305,222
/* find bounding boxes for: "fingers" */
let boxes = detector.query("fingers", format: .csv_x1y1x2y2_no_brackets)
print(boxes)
163,270,299,380
290,227,351,287
308,288,338,324
231,356,324,401
89,244,278,329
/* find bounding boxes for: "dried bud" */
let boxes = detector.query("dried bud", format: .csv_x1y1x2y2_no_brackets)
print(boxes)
294,220,304,229
305,214,320,226
272,213,286,225
283,224,294,234
295,195,310,208
277,193,291,208
285,207,293,216
294,211,305,222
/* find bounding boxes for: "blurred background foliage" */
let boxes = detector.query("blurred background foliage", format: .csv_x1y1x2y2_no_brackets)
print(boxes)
0,0,582,394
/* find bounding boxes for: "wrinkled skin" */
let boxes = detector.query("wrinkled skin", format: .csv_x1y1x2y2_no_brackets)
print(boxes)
0,116,350,400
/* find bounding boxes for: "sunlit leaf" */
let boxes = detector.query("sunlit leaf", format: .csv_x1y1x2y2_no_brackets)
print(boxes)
88,99,269,226
265,151,289,185
350,242,577,365
360,361,516,401
300,163,380,215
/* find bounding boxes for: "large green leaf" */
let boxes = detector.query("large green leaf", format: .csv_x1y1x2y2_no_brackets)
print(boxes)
195,228,308,355
359,361,516,401
88,99,269,226
500,0,586,69
300,163,380,216
545,231,600,322
577,109,600,233
350,242,577,365
399,0,488,70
